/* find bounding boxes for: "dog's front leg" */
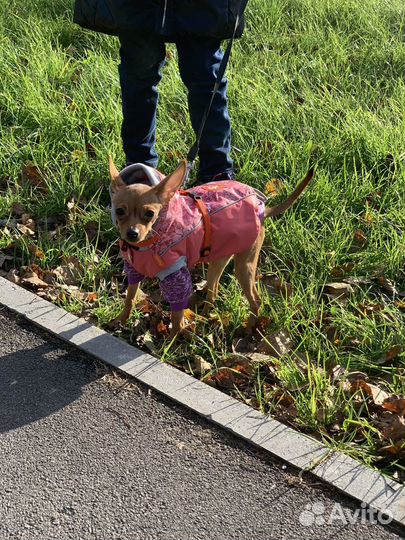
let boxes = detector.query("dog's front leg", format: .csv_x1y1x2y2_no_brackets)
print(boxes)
169,309,186,339
109,283,140,329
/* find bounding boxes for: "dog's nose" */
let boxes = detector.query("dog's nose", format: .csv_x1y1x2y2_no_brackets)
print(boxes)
126,228,139,241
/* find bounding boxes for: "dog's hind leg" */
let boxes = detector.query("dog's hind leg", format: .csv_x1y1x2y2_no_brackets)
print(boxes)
202,256,232,314
234,227,265,331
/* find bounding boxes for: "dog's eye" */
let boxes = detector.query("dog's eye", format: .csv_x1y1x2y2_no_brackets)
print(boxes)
144,209,155,220
116,208,126,217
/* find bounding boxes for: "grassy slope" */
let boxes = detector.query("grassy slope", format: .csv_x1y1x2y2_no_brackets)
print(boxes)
1,0,405,479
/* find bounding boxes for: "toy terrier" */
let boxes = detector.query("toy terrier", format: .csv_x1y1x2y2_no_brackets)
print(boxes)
109,158,313,338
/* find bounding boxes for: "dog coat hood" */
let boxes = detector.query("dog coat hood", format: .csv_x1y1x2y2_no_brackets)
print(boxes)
120,180,266,279
119,162,163,187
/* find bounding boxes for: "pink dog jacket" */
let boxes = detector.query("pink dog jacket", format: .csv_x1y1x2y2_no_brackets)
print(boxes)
118,173,266,311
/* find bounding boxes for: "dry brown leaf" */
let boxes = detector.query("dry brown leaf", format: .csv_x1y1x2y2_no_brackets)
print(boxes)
375,412,405,441
330,263,355,278
28,244,45,260
252,316,272,335
21,163,47,191
353,229,367,247
375,345,402,365
6,268,20,284
376,275,399,296
265,178,284,197
11,203,26,217
232,336,256,354
16,223,35,237
191,355,212,376
323,282,354,297
351,379,390,406
85,292,98,303
275,393,298,419
394,300,405,311
260,274,294,298
357,303,384,317
21,270,49,290
156,319,169,336
84,220,100,242
256,328,293,358
382,396,405,416
379,441,405,456
53,256,83,285
183,308,196,321
138,298,160,315
206,365,250,389
330,364,347,381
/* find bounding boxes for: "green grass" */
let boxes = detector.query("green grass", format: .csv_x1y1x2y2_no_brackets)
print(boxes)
1,0,405,481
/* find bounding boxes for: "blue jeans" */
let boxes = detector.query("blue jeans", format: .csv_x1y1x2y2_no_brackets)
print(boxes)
118,33,233,182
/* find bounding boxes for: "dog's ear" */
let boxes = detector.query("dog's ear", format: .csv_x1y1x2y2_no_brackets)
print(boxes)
154,161,187,205
109,156,126,192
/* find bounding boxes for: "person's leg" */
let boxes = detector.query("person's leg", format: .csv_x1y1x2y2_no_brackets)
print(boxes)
118,33,166,167
176,37,234,183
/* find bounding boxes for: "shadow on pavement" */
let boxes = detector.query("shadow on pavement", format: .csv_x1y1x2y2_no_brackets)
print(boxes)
0,314,98,434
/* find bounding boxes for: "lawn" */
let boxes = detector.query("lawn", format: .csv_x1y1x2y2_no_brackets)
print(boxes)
1,0,405,482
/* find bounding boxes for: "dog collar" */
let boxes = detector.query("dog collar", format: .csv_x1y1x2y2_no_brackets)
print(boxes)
120,236,159,251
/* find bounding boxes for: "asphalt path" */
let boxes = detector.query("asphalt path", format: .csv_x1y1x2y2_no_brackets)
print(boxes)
0,306,403,540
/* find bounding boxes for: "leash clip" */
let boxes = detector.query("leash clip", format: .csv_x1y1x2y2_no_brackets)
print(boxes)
183,161,195,188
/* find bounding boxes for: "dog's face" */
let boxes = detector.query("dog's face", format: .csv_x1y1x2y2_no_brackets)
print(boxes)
109,158,187,244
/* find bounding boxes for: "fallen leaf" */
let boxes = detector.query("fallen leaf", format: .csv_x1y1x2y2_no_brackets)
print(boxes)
11,203,26,217
53,256,83,285
20,270,49,290
352,230,368,248
323,282,354,297
379,441,405,456
252,316,272,335
261,274,294,298
232,336,256,354
156,319,169,336
183,308,196,321
330,262,354,278
84,220,100,242
206,365,250,389
6,268,20,284
28,244,45,260
375,275,399,296
16,223,35,237
256,328,293,358
141,330,156,354
265,178,284,197
374,412,405,441
85,292,98,303
351,379,390,406
357,303,384,318
382,396,405,416
21,163,47,191
330,364,347,381
394,300,405,311
191,355,212,376
375,346,402,365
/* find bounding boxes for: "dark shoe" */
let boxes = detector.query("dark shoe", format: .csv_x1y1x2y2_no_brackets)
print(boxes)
194,170,236,186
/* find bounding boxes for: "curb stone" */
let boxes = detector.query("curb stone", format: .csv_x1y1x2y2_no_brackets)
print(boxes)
0,276,404,527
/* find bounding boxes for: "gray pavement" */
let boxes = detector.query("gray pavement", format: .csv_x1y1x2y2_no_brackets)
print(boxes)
0,306,403,540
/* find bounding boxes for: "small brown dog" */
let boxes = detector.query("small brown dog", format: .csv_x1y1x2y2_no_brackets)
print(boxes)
109,158,313,338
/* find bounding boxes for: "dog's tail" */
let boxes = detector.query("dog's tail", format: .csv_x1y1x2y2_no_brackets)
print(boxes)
264,169,314,219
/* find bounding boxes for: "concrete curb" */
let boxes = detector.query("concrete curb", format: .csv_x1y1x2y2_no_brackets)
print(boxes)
1,276,404,527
